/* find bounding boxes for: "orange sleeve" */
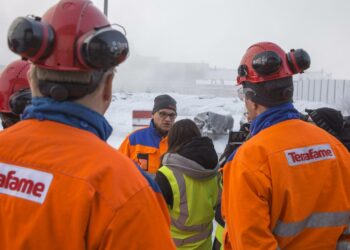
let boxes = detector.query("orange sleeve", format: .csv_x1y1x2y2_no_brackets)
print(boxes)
99,186,175,250
223,161,278,250
118,136,131,157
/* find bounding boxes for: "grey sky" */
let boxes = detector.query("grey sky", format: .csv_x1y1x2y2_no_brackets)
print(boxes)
1,0,349,79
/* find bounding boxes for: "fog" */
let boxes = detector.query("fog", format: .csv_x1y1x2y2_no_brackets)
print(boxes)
1,0,349,88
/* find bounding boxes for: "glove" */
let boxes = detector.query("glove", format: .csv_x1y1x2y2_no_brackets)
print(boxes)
219,130,249,167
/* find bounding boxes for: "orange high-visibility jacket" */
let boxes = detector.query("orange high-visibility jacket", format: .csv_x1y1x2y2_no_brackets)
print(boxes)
0,119,176,250
222,119,350,250
119,121,168,174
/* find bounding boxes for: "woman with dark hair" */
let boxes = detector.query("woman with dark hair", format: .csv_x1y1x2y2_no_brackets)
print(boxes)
155,119,219,250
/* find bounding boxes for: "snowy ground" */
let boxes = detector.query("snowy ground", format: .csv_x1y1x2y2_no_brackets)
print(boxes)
106,92,333,153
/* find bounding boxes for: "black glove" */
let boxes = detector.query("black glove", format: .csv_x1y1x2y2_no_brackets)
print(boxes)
219,129,249,167
239,122,250,133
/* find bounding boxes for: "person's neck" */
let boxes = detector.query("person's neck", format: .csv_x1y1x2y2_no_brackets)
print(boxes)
155,126,168,137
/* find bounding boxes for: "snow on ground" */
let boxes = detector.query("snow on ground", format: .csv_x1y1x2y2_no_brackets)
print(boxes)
106,92,332,153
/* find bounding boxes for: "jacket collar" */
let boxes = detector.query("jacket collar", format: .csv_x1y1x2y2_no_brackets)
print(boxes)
250,102,300,137
226,103,300,163
149,119,167,138
22,97,113,141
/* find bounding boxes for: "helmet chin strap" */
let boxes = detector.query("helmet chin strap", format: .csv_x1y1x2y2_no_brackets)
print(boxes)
38,70,105,101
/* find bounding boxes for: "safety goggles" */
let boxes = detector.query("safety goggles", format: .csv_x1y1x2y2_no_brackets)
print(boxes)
238,51,282,77
9,88,32,115
158,111,177,120
237,86,257,101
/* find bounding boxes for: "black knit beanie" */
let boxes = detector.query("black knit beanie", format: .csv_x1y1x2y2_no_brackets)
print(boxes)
306,107,344,136
152,94,177,114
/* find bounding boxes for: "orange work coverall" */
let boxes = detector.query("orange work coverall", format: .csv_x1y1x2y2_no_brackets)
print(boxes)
223,119,350,249
0,120,175,250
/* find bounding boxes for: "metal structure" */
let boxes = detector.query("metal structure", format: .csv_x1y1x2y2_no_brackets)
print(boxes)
104,0,108,16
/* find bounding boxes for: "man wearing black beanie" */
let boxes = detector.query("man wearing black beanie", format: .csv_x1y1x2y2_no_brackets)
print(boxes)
119,94,177,175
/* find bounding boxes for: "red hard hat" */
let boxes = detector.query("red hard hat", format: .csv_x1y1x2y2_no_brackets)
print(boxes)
8,0,129,72
236,42,310,85
0,60,30,113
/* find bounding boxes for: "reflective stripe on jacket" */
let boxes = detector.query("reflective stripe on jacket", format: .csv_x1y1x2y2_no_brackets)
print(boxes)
0,119,175,250
213,170,225,250
119,120,168,174
159,165,218,249
223,119,350,250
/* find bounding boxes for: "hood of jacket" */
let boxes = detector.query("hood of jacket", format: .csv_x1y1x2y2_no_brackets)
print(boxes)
162,137,219,179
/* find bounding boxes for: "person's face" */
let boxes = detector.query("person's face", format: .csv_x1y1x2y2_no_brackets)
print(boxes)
238,86,259,121
153,108,177,133
245,98,258,121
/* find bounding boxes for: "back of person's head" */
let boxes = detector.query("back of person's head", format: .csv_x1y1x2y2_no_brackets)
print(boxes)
167,119,201,153
236,42,311,107
305,107,344,136
0,60,31,128
7,0,129,102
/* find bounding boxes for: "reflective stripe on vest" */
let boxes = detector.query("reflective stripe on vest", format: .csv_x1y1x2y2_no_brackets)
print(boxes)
337,241,350,250
273,211,350,237
344,222,350,235
170,169,212,232
215,223,224,245
173,223,213,247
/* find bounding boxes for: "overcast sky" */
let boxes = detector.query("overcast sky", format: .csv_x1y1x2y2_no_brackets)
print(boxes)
1,0,349,79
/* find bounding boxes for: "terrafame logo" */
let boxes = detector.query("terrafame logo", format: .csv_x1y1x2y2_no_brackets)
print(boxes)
0,163,53,204
285,144,336,167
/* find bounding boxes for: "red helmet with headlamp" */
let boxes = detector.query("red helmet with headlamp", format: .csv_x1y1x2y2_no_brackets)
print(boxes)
237,42,310,85
0,60,31,114
7,0,129,72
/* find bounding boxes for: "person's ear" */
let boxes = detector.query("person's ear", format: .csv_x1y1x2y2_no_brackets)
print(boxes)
27,66,34,88
252,101,259,112
102,73,114,102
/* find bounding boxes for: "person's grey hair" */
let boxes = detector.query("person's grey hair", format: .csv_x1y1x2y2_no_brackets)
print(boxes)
30,66,93,85
29,65,115,98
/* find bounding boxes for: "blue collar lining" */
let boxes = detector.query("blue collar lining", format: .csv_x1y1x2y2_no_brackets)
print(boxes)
22,97,113,141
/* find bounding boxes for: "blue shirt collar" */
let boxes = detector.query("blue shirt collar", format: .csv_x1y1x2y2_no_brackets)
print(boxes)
22,97,113,141
226,102,300,163
250,102,300,137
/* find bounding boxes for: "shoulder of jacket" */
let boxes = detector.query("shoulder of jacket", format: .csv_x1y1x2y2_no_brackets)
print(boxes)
128,126,152,140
